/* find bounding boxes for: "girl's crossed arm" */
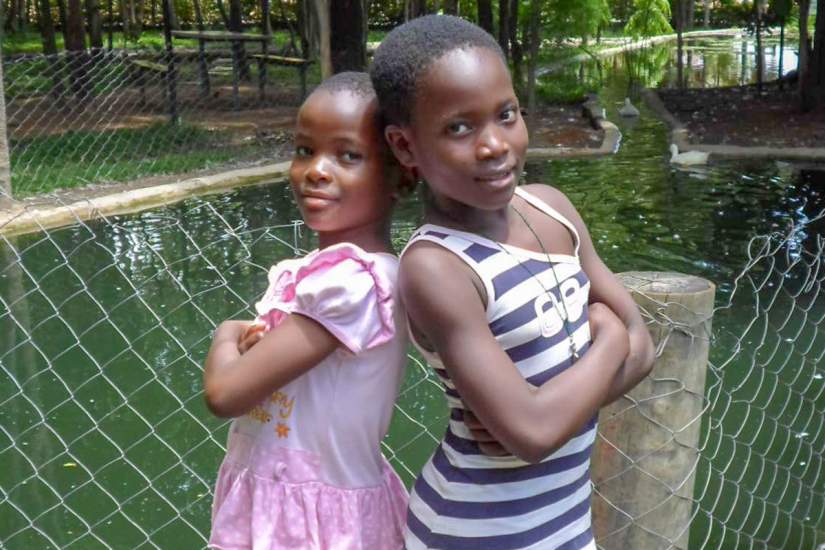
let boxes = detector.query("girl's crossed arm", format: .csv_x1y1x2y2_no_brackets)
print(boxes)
401,243,630,464
204,315,338,418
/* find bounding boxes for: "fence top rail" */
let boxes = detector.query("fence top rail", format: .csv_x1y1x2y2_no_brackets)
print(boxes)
171,31,273,42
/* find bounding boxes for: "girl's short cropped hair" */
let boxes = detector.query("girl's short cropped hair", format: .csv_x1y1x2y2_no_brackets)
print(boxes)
313,71,375,98
370,15,504,126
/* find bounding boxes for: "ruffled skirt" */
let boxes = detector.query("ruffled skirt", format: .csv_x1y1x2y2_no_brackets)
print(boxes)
209,437,408,550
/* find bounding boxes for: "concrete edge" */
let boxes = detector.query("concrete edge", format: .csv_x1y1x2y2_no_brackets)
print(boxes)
642,88,825,162
0,161,291,237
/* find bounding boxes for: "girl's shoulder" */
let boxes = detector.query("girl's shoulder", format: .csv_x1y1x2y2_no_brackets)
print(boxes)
517,184,572,212
516,184,585,231
257,243,399,353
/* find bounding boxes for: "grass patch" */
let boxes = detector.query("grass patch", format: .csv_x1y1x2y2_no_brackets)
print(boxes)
2,29,298,56
10,123,267,196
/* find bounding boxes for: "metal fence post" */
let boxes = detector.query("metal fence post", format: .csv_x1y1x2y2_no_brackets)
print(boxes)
592,271,716,549
0,48,12,206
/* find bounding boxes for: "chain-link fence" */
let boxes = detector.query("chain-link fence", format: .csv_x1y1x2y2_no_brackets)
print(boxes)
1,182,824,549
4,46,309,197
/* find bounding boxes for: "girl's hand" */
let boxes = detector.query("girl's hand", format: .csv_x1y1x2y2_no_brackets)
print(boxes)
463,410,509,456
588,302,630,358
238,322,266,354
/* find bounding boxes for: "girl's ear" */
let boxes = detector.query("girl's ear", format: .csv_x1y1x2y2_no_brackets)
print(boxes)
384,125,417,169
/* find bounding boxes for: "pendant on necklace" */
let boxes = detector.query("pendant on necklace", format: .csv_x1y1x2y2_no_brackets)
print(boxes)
570,341,580,360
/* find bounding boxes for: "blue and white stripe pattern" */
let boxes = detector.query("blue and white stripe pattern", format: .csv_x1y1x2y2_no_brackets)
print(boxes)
403,188,597,549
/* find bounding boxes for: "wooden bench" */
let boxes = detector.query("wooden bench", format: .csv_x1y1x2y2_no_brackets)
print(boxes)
130,59,169,106
250,54,313,100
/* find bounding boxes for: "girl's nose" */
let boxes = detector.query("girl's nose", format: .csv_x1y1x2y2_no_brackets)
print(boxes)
476,125,510,160
306,157,332,184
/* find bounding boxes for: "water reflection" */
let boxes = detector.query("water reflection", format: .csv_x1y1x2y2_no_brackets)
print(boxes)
544,35,801,96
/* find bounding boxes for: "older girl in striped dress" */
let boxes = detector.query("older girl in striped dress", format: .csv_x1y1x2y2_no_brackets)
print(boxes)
371,15,656,549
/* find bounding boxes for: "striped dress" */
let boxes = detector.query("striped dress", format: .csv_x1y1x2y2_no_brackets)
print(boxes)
403,187,597,550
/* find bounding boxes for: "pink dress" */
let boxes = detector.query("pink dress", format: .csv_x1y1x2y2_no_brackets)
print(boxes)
209,243,409,550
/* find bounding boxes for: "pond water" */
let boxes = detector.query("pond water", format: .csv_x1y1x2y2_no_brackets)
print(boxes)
1,35,824,549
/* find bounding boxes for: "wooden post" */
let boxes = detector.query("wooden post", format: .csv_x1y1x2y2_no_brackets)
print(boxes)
592,272,716,550
0,53,12,207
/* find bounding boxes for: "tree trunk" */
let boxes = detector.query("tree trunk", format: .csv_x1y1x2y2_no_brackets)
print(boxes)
686,0,694,30
228,0,251,80
66,0,88,96
107,0,113,48
801,0,825,111
57,0,69,46
120,0,143,40
280,0,299,55
404,0,425,20
37,0,58,54
703,0,709,27
215,0,230,27
675,0,684,88
754,0,764,90
778,22,784,82
86,0,103,49
309,0,331,78
261,0,270,34
798,0,811,91
5,0,19,31
330,0,366,73
498,0,509,59
477,0,492,34
298,0,313,60
443,0,457,14
510,0,522,91
193,0,204,29
37,0,64,98
0,56,11,205
525,0,540,137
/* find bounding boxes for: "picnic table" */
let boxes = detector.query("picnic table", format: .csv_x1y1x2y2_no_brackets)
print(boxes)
171,30,272,110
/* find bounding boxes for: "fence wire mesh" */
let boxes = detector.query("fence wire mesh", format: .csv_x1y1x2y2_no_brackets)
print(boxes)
4,47,308,197
1,191,825,548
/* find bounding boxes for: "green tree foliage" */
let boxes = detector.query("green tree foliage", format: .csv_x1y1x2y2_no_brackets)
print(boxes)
543,0,611,40
624,0,672,39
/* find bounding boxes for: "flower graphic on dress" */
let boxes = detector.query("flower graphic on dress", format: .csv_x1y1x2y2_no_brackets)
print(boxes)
275,423,290,438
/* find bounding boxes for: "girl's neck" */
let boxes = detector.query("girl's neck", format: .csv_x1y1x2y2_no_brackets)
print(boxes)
317,218,395,255
424,191,513,243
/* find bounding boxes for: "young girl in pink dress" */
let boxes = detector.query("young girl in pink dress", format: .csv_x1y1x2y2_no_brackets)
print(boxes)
203,72,409,550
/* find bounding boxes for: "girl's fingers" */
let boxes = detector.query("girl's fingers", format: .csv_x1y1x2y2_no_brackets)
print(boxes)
468,428,498,443
464,410,508,456
463,409,482,429
478,442,510,456
238,327,265,354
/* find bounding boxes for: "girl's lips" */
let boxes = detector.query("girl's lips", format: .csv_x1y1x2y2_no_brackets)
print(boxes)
301,194,337,210
476,169,515,190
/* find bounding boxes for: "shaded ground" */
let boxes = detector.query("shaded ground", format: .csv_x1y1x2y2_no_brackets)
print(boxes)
8,93,601,208
529,102,604,149
658,84,825,148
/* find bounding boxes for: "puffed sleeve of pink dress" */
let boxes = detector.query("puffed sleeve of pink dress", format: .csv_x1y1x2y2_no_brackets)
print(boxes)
209,243,409,550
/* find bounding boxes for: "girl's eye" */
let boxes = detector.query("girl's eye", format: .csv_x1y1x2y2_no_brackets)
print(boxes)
296,145,312,157
447,122,471,136
341,151,363,163
500,107,518,123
